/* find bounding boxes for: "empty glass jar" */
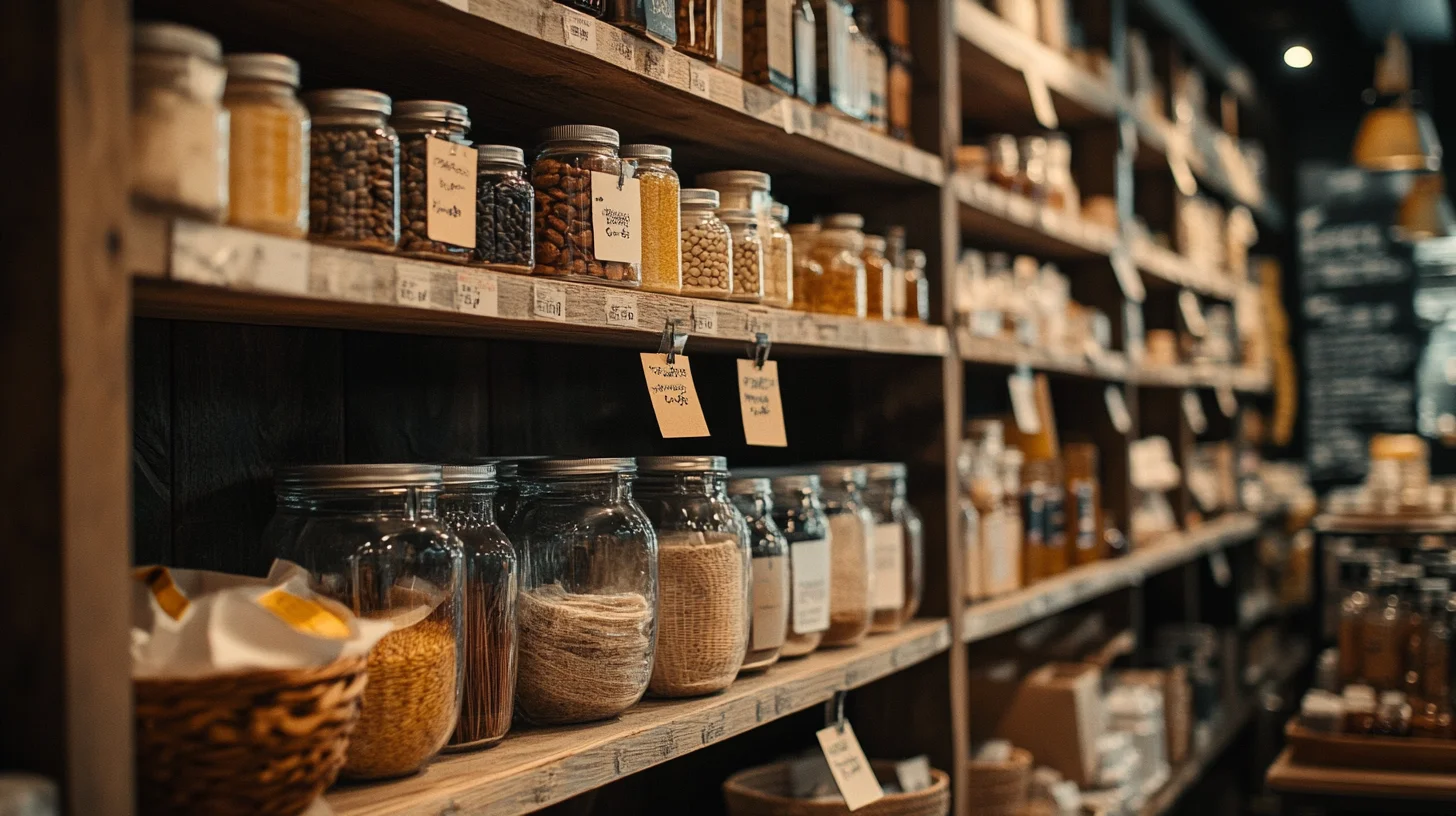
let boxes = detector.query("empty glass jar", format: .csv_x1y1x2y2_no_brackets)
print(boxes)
815,464,875,647
728,476,790,672
863,462,924,631
305,89,400,252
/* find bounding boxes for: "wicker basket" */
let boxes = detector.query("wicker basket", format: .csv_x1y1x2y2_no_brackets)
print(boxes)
965,748,1032,815
723,759,950,816
135,655,369,816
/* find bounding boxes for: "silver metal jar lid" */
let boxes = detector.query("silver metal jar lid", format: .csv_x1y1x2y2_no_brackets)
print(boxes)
697,170,772,191
393,100,472,131
816,463,868,486
771,202,789,221
864,462,908,481
727,476,772,496
823,213,865,230
441,463,498,485
681,188,721,208
717,208,756,221
768,472,822,492
519,457,637,476
864,234,887,251
621,144,673,161
638,455,729,474
134,22,222,62
538,124,620,148
906,249,927,266
304,88,393,117
275,463,442,488
477,145,525,167
224,53,299,87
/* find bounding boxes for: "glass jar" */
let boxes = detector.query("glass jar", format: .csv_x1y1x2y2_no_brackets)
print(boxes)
999,448,1025,592
392,100,475,263
744,0,795,94
811,0,855,116
531,125,639,286
677,0,722,60
556,0,607,18
761,472,831,657
609,0,678,45
267,464,463,780
622,145,682,294
635,456,751,698
729,477,790,672
958,442,983,602
788,222,825,312
1363,568,1405,691
793,0,818,104
813,214,868,317
722,209,765,302
474,146,535,273
132,23,229,222
680,188,734,298
305,89,400,252
437,465,517,752
1336,551,1378,686
223,54,308,238
1046,133,1077,212
1065,443,1103,567
1019,135,1049,203
763,202,795,308
862,234,893,321
1019,457,1052,585
815,464,875,647
697,170,773,229
904,249,929,324
510,458,657,724
863,462,924,631
989,134,1021,194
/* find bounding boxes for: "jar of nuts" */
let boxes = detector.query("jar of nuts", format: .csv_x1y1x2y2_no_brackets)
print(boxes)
621,144,682,294
531,125,641,287
762,202,794,308
811,214,867,318
676,0,722,60
744,0,796,94
861,234,892,321
305,89,400,252
787,222,824,312
393,100,475,264
475,145,534,273
679,189,733,298
720,209,764,303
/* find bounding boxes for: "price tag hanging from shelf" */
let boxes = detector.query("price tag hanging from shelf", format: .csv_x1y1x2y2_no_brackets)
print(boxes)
1023,67,1059,130
1008,369,1041,435
1111,248,1145,303
641,319,709,438
1182,389,1208,435
737,334,787,447
815,692,884,811
1178,289,1207,338
1104,385,1132,435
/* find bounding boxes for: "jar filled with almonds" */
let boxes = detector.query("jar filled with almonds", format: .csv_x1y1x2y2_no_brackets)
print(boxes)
763,202,794,308
721,209,764,302
788,222,824,312
812,214,867,317
531,125,640,286
680,188,733,298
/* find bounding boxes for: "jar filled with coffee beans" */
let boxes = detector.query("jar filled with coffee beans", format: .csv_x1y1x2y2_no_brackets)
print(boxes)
679,188,733,299
531,125,640,286
621,144,681,294
393,100,475,264
721,209,764,303
475,145,534,273
305,89,400,252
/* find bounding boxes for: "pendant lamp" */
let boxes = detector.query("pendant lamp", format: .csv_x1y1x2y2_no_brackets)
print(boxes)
1352,33,1442,172
1396,173,1456,240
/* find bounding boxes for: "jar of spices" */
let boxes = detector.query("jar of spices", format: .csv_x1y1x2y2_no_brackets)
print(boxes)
814,464,875,647
744,0,796,93
555,0,607,18
267,465,463,780
677,0,723,60
636,457,751,697
531,125,640,286
510,458,657,724
904,248,930,324
722,209,765,302
759,471,831,657
729,477,791,672
132,23,229,222
763,202,795,308
393,100,475,263
862,234,893,320
305,89,400,252
788,222,825,312
1064,443,1103,567
474,146,534,273
812,214,868,317
223,53,308,238
621,145,682,294
437,465,517,752
863,462,924,630
793,0,818,104
680,188,734,298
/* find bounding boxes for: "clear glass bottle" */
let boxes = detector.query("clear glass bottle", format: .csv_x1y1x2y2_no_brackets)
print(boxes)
474,146,535,273
862,234,893,320
305,89,400,252
763,202,795,309
793,0,818,104
722,209,765,302
904,248,929,324
267,464,463,780
728,476,791,672
531,125,639,286
680,188,734,298
1019,135,1049,203
393,100,475,263
988,134,1021,194
510,458,658,724
812,214,868,317
437,465,517,752
132,23,229,222
677,0,722,60
863,462,924,630
1065,443,1103,567
789,222,825,312
1414,592,1456,737
621,145,682,294
811,0,855,116
223,53,308,238
635,456,751,698
758,472,831,657
815,464,875,647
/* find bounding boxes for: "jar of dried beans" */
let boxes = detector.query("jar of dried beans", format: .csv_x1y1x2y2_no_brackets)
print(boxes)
721,209,764,302
680,188,733,298
132,23,228,222
531,125,640,286
677,0,722,60
763,202,794,308
814,463,875,647
393,100,475,263
862,462,924,632
475,146,534,273
862,233,892,320
305,89,400,252
621,144,682,294
788,222,824,312
223,53,308,238
812,214,867,317
728,476,790,672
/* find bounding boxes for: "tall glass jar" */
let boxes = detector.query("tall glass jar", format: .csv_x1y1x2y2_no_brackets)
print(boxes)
509,458,657,724
815,464,875,647
305,89,400,252
267,464,463,780
622,145,682,294
812,214,868,317
697,170,773,229
810,0,855,116
744,0,796,94
862,234,893,321
437,465,517,752
677,0,722,60
761,472,831,657
132,23,228,222
722,209,765,302
793,0,818,104
474,146,535,273
636,457,751,697
763,202,795,308
904,248,930,324
556,0,607,18
492,456,545,532
680,188,734,298
999,448,1025,593
531,125,640,286
393,100,474,263
788,222,825,312
1065,443,1103,566
223,54,308,238
729,477,790,672
864,462,924,630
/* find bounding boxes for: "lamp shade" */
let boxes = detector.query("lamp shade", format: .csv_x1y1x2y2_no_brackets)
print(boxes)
1353,101,1442,172
1396,173,1455,240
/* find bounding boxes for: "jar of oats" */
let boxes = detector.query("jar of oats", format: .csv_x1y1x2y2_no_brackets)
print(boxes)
621,144,682,294
811,214,867,317
721,209,764,302
680,188,733,298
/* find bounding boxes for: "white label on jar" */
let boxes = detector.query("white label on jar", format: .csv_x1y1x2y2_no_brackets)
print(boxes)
395,262,435,309
533,280,566,321
693,304,719,335
789,538,830,634
605,292,639,328
590,171,643,265
767,0,795,82
456,269,498,317
561,9,597,53
752,555,789,650
425,137,478,248
872,522,906,611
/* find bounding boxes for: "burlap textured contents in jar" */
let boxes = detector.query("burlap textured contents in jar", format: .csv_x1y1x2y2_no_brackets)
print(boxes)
531,125,640,286
762,202,794,308
346,617,459,779
304,89,400,251
811,214,867,317
649,532,749,695
223,54,309,238
131,23,229,222
722,209,765,302
680,188,734,298
862,234,894,320
816,464,874,647
516,585,654,721
622,145,682,294
787,222,824,313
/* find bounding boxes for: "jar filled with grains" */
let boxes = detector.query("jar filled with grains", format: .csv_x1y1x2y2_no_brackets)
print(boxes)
862,234,893,320
814,464,875,647
132,23,229,222
677,0,723,60
721,209,765,302
531,125,640,286
305,89,400,252
754,471,831,658
763,202,794,308
812,214,867,317
728,477,790,672
223,53,308,238
697,170,773,230
862,462,924,632
680,188,734,298
788,222,825,312
474,146,534,273
903,248,929,323
621,144,682,294
392,100,475,263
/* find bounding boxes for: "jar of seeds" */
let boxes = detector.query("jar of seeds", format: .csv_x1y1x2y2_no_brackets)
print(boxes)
728,476,790,672
531,125,640,286
763,202,794,308
305,89,400,252
812,214,867,317
721,209,764,302
475,146,534,273
621,144,682,294
788,222,824,312
680,188,733,298
131,23,228,222
223,53,308,238
393,100,475,263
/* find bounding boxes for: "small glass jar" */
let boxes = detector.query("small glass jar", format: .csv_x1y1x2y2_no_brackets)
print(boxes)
862,234,893,321
904,248,929,324
677,0,722,60
729,477,791,672
812,214,868,318
697,170,773,226
793,0,818,104
132,23,229,222
223,54,308,238
305,89,400,252
531,125,639,286
637,457,751,697
744,0,796,94
680,188,734,298
988,134,1021,194
556,0,607,18
1065,443,1103,567
788,223,825,312
863,462,924,630
267,465,463,780
762,472,831,657
722,209,765,302
474,146,534,273
510,458,657,724
622,145,682,294
763,202,795,308
1019,135,1049,203
393,100,475,263
815,464,875,647
437,465,517,752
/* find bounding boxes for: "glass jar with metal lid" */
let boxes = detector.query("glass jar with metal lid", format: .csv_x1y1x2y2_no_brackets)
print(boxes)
676,0,723,60
788,222,825,313
305,89,400,252
509,458,657,724
697,170,773,225
223,53,308,238
754,471,831,657
680,188,734,298
721,209,765,302
492,456,545,532
635,456,751,697
862,234,892,320
728,476,790,672
814,463,875,646
266,464,463,780
763,202,794,308
531,125,640,286
862,462,924,631
474,145,534,273
392,100,475,263
132,22,229,222
437,464,517,752
621,144,682,294
812,214,868,318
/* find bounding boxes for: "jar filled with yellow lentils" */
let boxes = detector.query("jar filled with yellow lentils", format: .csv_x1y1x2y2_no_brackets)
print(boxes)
787,222,824,312
622,144,682,294
812,214,867,318
223,54,309,238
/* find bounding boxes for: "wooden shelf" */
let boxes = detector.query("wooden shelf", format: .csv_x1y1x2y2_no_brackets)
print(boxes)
1130,362,1272,394
326,619,951,816
953,173,1119,260
1130,237,1237,300
1133,115,1285,232
130,218,949,358
957,330,1131,380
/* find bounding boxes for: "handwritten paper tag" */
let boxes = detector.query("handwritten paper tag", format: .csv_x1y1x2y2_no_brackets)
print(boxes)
561,9,597,52
1182,389,1208,434
737,359,787,446
456,270,498,317
816,722,885,811
395,262,435,308
1111,248,1145,303
1216,384,1238,418
1178,289,1207,337
895,755,934,793
1024,67,1059,130
1104,385,1132,434
590,171,642,265
606,292,640,328
640,353,710,438
1008,371,1041,434
426,137,477,248
533,280,566,321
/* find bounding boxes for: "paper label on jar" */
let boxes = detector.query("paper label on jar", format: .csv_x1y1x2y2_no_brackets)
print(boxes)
590,171,642,265
767,0,795,84
872,523,906,611
639,352,710,438
737,359,788,447
816,721,885,811
789,538,831,634
752,555,790,650
425,137,477,248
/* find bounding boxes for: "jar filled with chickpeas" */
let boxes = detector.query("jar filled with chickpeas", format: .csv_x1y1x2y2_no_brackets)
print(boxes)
787,222,824,313
763,202,794,308
721,209,764,302
680,188,733,298
811,214,867,318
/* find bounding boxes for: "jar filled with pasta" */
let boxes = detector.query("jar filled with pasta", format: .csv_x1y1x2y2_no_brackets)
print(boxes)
814,464,875,647
621,144,682,294
223,53,308,238
763,202,794,308
532,125,640,286
680,188,734,298
812,214,867,317
721,209,764,302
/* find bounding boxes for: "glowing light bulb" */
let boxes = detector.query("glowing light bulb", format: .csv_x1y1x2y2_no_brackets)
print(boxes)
1284,45,1313,69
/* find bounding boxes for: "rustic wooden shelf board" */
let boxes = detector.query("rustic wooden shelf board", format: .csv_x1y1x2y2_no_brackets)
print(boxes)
1130,362,1272,394
957,330,1130,381
1267,748,1456,803
326,619,951,816
953,174,1118,259
1130,237,1237,300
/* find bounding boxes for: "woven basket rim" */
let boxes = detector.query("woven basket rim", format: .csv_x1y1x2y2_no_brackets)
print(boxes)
965,747,1033,770
134,653,368,691
723,759,951,805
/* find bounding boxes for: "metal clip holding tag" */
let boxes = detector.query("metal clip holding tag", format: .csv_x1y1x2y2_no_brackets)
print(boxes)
751,332,772,370
659,317,688,364
824,690,847,734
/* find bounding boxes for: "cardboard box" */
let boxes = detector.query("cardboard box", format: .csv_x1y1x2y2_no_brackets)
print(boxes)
984,662,1105,787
